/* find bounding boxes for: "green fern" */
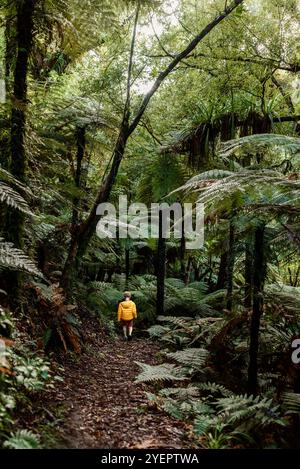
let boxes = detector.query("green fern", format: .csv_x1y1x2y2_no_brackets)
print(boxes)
283,392,300,414
196,382,234,397
148,324,170,339
135,362,186,384
0,182,32,215
167,348,208,370
3,429,40,449
215,394,286,430
0,239,42,277
159,386,201,400
221,134,300,158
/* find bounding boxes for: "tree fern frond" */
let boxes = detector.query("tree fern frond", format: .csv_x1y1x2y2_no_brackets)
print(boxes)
148,324,170,338
157,316,193,327
283,392,300,414
0,166,32,195
196,382,234,397
0,239,42,277
135,362,186,384
167,348,208,369
159,386,201,400
265,284,300,314
221,134,300,158
0,183,32,215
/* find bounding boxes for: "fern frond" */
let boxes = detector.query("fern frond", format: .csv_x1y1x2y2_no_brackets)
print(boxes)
221,134,300,158
3,429,40,449
265,284,300,315
0,239,42,277
157,316,192,327
0,182,32,215
135,362,186,384
159,386,201,400
283,392,300,414
167,348,208,370
196,382,234,397
148,324,170,338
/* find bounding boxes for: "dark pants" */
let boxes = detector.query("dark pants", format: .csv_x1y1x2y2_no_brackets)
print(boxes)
121,319,133,328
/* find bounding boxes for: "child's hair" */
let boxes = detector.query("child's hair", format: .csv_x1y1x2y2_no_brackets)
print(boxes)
123,291,131,299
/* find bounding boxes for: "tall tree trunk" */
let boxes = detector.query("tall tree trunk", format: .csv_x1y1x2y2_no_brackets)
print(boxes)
156,210,166,316
72,126,86,225
226,219,235,311
4,0,35,302
244,235,254,308
216,251,228,290
247,224,266,396
180,218,186,280
6,0,35,248
125,246,130,287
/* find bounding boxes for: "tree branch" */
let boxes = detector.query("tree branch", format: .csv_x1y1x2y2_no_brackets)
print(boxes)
124,1,141,121
128,0,245,135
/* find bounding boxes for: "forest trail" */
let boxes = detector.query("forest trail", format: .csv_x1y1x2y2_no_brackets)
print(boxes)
50,315,187,449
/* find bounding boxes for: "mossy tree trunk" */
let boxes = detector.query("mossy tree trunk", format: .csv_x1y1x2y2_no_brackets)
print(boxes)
4,0,35,301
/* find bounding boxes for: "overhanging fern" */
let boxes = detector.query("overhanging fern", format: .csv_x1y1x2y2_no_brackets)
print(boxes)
0,239,42,277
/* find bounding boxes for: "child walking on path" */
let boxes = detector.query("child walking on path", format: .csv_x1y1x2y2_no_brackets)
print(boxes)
117,291,137,341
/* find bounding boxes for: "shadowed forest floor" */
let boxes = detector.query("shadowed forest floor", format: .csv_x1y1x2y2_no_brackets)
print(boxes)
49,315,187,449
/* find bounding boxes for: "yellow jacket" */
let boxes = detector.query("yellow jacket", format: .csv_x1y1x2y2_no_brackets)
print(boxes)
118,300,137,321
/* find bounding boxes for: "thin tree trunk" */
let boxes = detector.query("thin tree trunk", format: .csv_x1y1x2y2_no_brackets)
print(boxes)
180,218,186,280
244,235,254,308
247,224,266,396
125,247,130,286
184,257,193,285
226,219,235,311
72,126,86,225
216,251,228,290
156,210,166,316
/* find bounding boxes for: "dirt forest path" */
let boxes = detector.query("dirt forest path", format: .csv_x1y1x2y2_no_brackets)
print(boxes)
50,314,187,449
